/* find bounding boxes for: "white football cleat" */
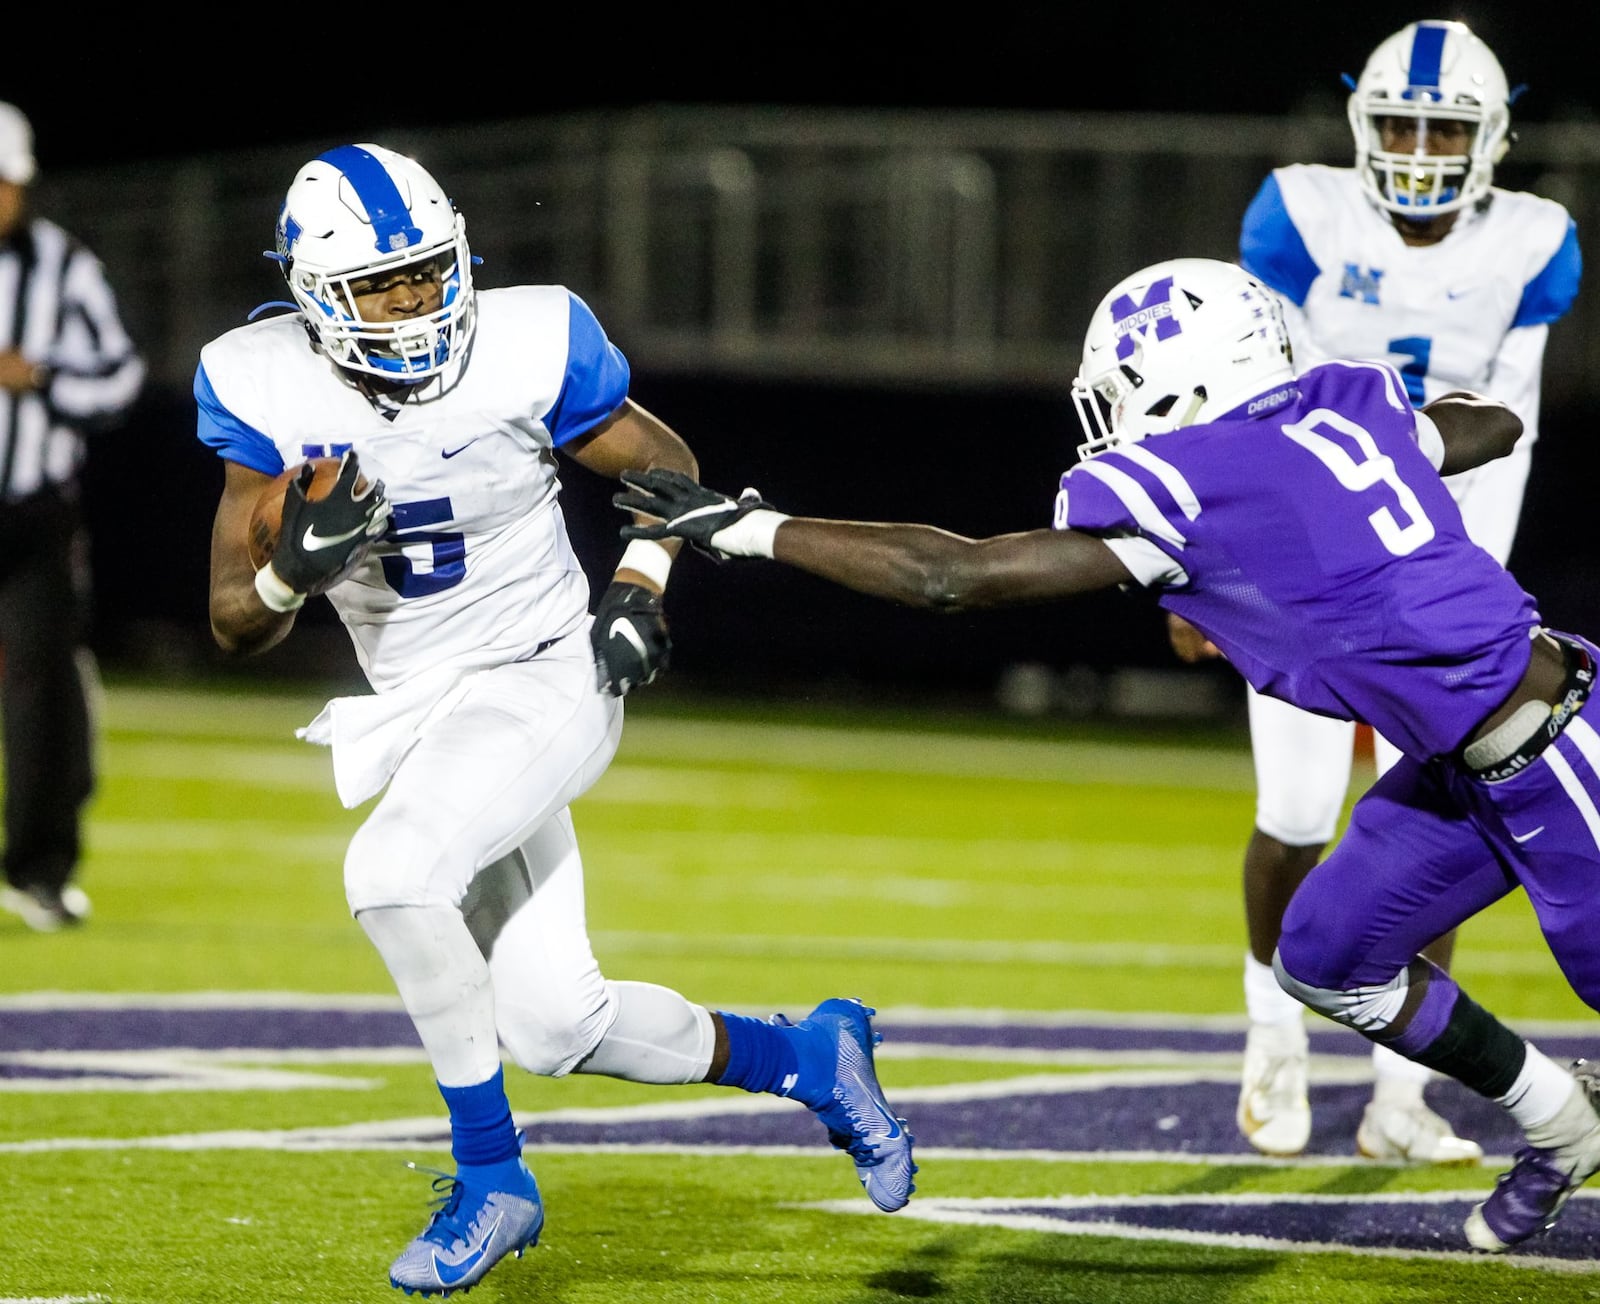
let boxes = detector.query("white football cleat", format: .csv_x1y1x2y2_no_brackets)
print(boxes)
2,884,90,932
1237,1020,1311,1157
1357,1098,1483,1165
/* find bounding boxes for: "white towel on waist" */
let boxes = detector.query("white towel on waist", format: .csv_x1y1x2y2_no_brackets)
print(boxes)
297,665,474,809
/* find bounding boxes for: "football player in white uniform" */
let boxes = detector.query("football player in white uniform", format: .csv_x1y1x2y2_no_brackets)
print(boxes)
1167,19,1582,1165
198,143,915,1297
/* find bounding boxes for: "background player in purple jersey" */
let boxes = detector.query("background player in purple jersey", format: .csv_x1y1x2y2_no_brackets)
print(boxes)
1168,15,1582,1169
614,256,1600,1254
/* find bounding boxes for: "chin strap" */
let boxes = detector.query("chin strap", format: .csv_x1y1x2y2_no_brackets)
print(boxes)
1175,388,1208,428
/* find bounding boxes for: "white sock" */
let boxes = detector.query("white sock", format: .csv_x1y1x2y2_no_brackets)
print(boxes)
1244,952,1306,1026
1371,1042,1431,1105
1498,1042,1583,1131
357,904,502,1087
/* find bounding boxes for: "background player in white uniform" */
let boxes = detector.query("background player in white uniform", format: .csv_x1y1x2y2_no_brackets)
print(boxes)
1166,19,1583,1164
198,144,914,1297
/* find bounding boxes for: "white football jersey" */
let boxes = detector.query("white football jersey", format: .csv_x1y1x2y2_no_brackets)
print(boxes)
196,285,630,693
1240,164,1580,446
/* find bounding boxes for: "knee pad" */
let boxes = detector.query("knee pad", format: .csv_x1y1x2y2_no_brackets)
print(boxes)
1273,948,1420,1035
344,806,454,913
497,982,614,1078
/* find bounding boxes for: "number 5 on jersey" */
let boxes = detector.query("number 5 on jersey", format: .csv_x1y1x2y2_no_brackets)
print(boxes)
382,497,468,597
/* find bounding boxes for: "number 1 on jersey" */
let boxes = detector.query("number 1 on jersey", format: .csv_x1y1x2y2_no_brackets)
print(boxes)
1388,335,1432,407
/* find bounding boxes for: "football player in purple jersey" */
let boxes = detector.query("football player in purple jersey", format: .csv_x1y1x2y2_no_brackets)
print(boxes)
614,256,1600,1255
1172,16,1581,1169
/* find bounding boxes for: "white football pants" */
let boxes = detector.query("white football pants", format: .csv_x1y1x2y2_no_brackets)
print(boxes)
344,636,712,1087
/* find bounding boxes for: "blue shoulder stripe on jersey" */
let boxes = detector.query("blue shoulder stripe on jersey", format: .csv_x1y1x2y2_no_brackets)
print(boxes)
1239,174,1320,307
1512,219,1582,328
543,291,632,447
1404,23,1447,97
193,363,286,476
319,145,423,255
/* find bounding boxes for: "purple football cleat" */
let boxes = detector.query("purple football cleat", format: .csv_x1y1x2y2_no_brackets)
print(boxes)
1465,1061,1600,1252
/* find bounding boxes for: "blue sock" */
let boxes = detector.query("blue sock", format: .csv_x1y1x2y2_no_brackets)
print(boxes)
716,1011,827,1101
439,1067,520,1168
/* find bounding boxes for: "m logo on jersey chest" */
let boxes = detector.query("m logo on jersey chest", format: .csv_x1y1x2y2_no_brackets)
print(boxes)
1339,264,1384,305
1110,276,1181,360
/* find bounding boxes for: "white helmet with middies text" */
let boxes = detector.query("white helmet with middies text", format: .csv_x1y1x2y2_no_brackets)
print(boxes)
271,144,476,382
1072,258,1296,460
1346,20,1511,217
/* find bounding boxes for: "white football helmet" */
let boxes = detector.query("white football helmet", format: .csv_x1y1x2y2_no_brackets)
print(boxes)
1072,258,1296,460
1346,20,1511,217
270,144,475,382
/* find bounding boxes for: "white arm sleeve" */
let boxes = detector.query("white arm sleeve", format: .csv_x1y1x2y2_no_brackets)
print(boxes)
1102,534,1188,587
1412,409,1447,471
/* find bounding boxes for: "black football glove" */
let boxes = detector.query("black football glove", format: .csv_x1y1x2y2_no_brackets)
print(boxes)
273,451,392,596
613,468,777,560
591,581,671,697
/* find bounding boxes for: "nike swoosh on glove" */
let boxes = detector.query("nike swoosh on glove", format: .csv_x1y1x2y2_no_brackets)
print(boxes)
273,450,391,596
613,469,779,560
591,581,671,697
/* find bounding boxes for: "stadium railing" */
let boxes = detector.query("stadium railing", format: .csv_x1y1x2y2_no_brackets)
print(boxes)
35,106,1600,404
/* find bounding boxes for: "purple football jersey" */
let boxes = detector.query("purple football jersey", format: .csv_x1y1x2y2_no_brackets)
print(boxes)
1058,359,1539,758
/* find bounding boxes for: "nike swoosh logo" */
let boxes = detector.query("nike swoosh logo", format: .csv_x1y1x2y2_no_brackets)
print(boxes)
441,439,481,459
865,1089,904,1140
1446,287,1477,299
301,523,369,552
1511,826,1545,844
610,619,649,658
846,1035,904,1140
432,1212,503,1286
666,500,739,525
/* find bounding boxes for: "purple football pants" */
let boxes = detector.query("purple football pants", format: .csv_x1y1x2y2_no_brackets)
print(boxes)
1278,677,1600,1057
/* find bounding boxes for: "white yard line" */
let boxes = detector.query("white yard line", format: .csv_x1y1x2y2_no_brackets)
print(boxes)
0,992,1592,1038
796,1195,1600,1273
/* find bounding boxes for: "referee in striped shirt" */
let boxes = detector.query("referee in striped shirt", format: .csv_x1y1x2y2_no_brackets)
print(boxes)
0,102,144,930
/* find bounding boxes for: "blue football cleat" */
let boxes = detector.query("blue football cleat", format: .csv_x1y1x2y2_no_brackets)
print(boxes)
389,1158,544,1296
787,997,917,1211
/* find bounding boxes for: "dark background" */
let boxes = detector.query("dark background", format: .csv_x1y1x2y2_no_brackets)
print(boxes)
20,5,1600,708
14,6,1596,169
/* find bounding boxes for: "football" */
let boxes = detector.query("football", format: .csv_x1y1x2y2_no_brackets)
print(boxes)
247,457,361,570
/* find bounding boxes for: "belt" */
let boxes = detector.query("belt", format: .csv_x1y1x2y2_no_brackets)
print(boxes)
516,633,564,662
1460,632,1595,783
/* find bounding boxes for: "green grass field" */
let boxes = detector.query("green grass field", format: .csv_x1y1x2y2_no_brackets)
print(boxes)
1,676,1595,1304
